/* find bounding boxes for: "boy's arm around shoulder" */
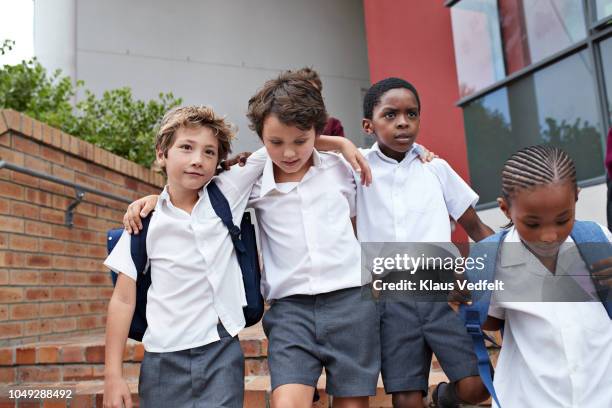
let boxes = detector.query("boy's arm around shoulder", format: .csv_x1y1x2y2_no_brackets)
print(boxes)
216,147,268,194
316,136,372,186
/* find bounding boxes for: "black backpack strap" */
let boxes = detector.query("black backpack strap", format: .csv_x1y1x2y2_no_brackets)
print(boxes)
126,211,154,342
130,212,153,275
207,181,246,254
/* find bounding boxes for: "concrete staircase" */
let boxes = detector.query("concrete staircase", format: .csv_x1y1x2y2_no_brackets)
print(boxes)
0,323,498,407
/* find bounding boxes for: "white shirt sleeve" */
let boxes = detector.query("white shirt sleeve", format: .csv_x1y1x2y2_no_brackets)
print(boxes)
337,156,357,218
428,159,479,221
103,229,138,281
488,293,506,320
216,147,267,197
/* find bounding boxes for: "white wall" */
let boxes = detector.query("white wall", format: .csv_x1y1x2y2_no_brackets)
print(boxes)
477,182,608,232
35,0,371,153
33,0,76,80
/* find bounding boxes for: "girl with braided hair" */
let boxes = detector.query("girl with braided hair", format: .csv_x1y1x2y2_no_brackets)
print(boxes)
457,144,612,407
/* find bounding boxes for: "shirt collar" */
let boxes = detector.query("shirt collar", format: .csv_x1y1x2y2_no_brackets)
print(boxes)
499,226,575,267
158,179,211,208
368,142,420,165
259,149,322,197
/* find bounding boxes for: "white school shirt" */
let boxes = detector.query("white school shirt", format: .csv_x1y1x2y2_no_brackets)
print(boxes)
356,143,479,243
248,149,361,300
488,226,612,408
104,148,267,352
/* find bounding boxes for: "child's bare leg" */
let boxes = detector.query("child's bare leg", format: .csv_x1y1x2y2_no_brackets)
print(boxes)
392,391,425,408
271,384,315,408
333,396,370,408
454,376,489,404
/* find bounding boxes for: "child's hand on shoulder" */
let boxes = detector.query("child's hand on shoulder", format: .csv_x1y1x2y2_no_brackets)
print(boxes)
103,374,132,408
414,144,438,163
337,138,372,186
123,195,159,234
218,152,251,172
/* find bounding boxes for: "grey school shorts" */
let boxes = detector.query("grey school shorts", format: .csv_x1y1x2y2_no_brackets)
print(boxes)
262,286,380,397
380,300,479,394
138,324,244,408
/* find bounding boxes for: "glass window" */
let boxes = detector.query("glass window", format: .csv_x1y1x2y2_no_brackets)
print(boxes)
464,51,604,204
498,0,586,74
450,0,505,97
451,0,586,97
600,36,612,125
595,0,612,21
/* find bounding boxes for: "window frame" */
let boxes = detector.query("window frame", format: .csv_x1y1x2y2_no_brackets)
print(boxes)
447,0,612,208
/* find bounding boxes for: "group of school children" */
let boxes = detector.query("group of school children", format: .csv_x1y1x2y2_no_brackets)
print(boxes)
102,68,612,408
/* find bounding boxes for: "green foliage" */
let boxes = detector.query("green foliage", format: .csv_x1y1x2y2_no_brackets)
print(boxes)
0,58,78,130
65,89,180,167
0,39,182,168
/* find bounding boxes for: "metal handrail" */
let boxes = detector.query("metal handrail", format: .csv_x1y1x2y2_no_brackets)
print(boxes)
0,159,132,227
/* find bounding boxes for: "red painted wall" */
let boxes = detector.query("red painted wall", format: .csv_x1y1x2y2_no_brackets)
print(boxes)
363,0,472,242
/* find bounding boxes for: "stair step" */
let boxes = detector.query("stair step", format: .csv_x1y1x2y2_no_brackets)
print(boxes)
0,323,271,383
0,373,495,407
0,322,498,406
0,376,330,408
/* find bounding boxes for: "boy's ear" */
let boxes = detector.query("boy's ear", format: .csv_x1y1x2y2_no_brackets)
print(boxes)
497,197,511,220
362,118,374,134
156,149,166,167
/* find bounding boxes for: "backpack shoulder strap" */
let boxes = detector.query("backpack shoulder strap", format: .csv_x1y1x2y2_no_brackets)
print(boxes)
107,228,123,254
130,212,153,275
461,231,507,325
571,220,612,318
207,181,246,254
459,230,508,408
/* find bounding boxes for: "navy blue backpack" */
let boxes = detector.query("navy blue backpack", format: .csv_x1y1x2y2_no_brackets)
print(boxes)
107,180,264,341
459,220,612,408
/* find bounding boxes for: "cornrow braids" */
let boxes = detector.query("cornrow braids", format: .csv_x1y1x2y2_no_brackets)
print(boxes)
501,145,577,227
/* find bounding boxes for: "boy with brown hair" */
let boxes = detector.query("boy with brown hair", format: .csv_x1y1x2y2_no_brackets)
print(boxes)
103,106,268,408
245,72,379,408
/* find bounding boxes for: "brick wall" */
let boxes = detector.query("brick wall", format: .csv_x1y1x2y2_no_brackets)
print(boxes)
0,109,164,346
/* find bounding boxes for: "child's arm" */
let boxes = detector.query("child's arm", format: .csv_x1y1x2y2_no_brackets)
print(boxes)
103,274,136,408
317,135,436,164
124,195,158,234
456,207,495,242
315,136,372,186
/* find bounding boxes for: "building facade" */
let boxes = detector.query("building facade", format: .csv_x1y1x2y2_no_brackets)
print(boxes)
364,0,612,229
33,0,372,153
34,0,612,230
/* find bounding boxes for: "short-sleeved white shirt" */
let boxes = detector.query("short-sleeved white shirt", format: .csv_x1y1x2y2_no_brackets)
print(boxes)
356,143,478,243
248,149,361,300
104,148,267,352
488,226,612,408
